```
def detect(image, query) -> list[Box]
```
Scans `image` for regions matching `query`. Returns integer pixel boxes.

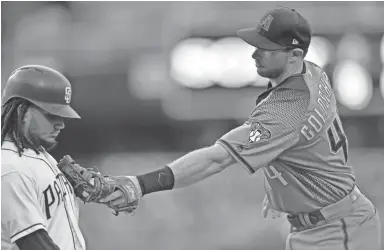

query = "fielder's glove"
[57,155,139,215]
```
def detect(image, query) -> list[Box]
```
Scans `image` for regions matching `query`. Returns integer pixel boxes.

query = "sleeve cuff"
[11,223,46,243]
[216,139,255,174]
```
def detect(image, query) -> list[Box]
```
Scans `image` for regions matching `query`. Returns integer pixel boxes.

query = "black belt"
[287,210,325,229]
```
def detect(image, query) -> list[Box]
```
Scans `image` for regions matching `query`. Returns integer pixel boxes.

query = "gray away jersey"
[216,61,355,214]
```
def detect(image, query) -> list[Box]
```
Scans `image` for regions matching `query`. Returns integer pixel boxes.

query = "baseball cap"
[237,7,311,51]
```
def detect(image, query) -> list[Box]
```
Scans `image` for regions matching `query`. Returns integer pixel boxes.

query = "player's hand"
[99,189,125,206]
[99,176,142,209]
[262,195,282,219]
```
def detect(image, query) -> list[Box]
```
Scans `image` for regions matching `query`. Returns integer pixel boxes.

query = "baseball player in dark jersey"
[100,7,381,250]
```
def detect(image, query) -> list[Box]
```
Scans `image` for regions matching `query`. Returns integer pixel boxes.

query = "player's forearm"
[136,144,233,195]
[168,147,228,188]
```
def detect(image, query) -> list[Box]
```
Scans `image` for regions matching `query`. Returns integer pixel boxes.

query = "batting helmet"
[2,65,80,119]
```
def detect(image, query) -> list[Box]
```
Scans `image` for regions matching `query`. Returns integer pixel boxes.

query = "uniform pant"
[286,187,382,250]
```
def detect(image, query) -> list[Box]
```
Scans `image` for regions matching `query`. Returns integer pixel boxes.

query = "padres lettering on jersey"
[1,141,86,250]
[216,61,355,214]
[43,172,74,220]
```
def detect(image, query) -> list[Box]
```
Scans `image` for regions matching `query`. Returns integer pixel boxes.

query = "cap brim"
[237,27,287,50]
[32,100,81,119]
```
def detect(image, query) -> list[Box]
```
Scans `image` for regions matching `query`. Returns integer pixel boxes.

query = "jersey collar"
[256,61,308,106]
[1,140,46,159]
[266,61,307,91]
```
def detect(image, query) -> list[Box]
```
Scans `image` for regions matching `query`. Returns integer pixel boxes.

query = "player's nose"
[252,48,261,60]
[55,117,65,130]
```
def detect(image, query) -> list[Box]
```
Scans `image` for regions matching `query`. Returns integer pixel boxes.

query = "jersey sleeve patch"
[246,121,271,145]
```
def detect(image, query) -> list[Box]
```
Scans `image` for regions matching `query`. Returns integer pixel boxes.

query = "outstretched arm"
[100,88,309,211]
[169,143,235,188]
[134,143,235,195]
[99,144,234,204]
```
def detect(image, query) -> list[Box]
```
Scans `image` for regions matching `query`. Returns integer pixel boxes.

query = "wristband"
[136,166,175,196]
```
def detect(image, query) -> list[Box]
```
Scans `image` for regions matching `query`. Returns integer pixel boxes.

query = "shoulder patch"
[246,122,271,146]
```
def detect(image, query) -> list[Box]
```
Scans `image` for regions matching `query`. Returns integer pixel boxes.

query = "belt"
[287,210,325,229]
[287,185,363,230]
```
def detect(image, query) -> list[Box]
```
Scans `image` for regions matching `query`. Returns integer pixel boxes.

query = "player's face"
[22,105,65,151]
[252,48,291,78]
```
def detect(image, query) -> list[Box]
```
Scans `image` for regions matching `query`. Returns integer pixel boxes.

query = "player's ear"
[288,48,304,63]
[292,49,304,58]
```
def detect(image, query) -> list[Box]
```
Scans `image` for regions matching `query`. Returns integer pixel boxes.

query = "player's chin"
[44,134,58,142]
[257,68,272,78]
[257,68,281,79]
[41,137,59,151]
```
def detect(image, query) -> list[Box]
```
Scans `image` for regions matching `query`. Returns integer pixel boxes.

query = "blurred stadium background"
[1,1,383,250]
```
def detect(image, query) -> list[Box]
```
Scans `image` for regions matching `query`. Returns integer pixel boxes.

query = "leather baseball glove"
[57,155,139,215]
